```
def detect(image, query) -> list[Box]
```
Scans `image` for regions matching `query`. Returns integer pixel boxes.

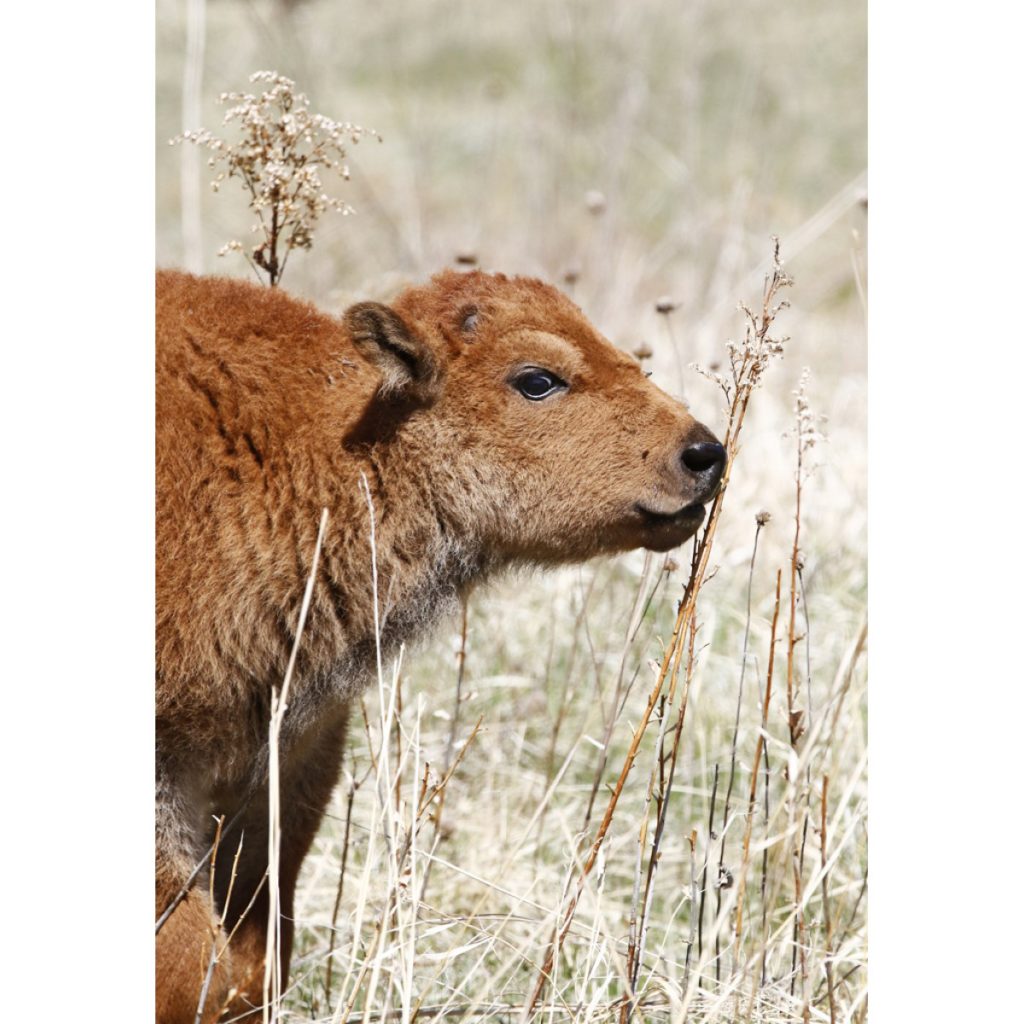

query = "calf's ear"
[345,302,441,403]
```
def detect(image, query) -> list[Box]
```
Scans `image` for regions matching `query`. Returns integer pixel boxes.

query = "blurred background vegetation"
[156,0,865,359]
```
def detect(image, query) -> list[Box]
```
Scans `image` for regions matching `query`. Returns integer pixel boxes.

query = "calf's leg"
[215,713,349,1020]
[156,844,233,1024]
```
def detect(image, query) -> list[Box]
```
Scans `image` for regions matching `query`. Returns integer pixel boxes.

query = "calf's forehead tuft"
[390,270,642,381]
[394,269,585,328]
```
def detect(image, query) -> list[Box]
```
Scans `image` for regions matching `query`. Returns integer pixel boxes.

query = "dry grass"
[269,253,866,1024]
[155,2,866,1021]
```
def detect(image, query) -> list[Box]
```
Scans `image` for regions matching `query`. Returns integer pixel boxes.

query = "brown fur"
[155,268,722,1022]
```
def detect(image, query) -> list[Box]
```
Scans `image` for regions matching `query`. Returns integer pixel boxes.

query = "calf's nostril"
[682,441,726,475]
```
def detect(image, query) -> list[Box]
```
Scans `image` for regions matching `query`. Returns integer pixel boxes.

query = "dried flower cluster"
[793,368,828,453]
[782,367,828,499]
[171,71,379,287]
[693,237,793,408]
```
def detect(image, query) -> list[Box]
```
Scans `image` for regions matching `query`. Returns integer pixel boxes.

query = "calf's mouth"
[633,501,707,551]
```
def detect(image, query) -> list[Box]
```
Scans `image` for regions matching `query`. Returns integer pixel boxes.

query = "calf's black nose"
[681,441,726,500]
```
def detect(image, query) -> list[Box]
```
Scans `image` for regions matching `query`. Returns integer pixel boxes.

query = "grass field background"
[156,1,867,1020]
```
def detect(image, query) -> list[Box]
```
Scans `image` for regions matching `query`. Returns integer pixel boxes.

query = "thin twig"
[697,762,719,974]
[820,774,837,1024]
[733,571,782,972]
[716,516,765,979]
[420,596,471,903]
[263,507,330,1023]
[325,774,358,1006]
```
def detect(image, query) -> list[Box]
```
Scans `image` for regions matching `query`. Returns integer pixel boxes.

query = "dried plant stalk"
[525,239,793,1017]
[733,571,782,975]
[324,774,358,1006]
[696,761,720,973]
[784,369,825,1020]
[715,511,768,980]
[180,0,206,271]
[820,774,837,1024]
[622,612,700,1023]
[264,507,330,1022]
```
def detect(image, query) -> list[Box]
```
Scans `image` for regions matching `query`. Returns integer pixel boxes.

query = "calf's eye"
[513,369,566,401]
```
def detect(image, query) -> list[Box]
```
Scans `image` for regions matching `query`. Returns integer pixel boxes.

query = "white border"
[2,1,154,1014]
[6,0,1023,1017]
[871,1,1023,1017]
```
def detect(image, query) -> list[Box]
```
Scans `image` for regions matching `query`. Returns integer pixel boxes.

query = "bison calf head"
[347,271,724,561]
